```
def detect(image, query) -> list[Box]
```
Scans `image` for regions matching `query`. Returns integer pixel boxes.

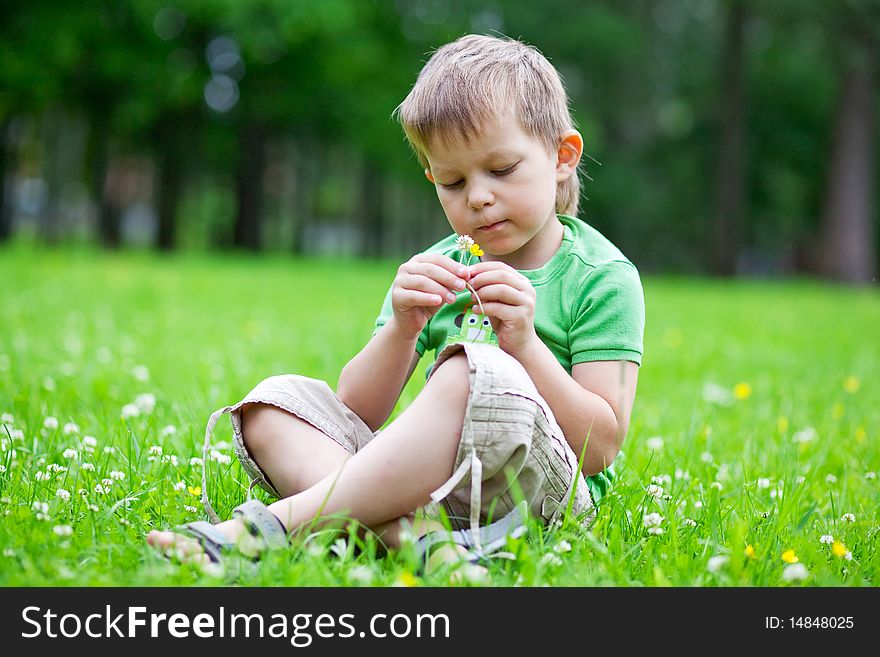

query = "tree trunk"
[0,118,13,242]
[819,36,876,284]
[88,123,121,249]
[151,117,184,251]
[359,160,385,257]
[234,122,266,251]
[712,0,747,276]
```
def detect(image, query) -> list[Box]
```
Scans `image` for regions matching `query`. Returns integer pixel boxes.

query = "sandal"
[414,501,529,573]
[164,499,288,564]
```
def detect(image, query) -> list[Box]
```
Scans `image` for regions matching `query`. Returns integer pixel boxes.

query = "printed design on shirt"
[446,303,498,346]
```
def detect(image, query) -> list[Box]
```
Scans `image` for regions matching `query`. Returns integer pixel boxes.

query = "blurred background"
[0,0,877,283]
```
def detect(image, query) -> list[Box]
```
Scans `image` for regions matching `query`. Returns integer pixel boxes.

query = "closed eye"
[491,163,518,176]
[439,179,464,189]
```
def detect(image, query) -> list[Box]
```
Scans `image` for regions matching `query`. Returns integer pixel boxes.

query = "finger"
[472,283,528,306]
[467,260,517,277]
[468,266,531,290]
[396,274,460,304]
[410,253,470,278]
[475,301,522,323]
[403,261,468,292]
[395,289,446,308]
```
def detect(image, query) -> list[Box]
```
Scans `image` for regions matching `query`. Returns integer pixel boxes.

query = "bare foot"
[146,517,249,564]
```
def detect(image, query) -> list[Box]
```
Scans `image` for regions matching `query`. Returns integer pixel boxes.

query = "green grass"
[1,245,877,586]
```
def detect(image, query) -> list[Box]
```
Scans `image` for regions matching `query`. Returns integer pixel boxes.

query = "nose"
[467,181,493,210]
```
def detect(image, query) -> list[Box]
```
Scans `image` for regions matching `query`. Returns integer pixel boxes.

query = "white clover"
[46,463,67,473]
[77,489,88,497]
[189,457,203,467]
[700,451,713,463]
[643,512,664,528]
[782,563,809,582]
[34,471,49,481]
[101,478,113,487]
[63,422,80,435]
[42,376,56,391]
[647,527,664,536]
[675,468,691,481]
[455,234,475,250]
[53,525,73,537]
[646,484,663,498]
[81,463,95,472]
[693,500,703,509]
[162,454,178,466]
[841,513,856,523]
[683,518,697,527]
[132,365,150,382]
[795,476,806,485]
[347,565,375,585]
[184,505,198,513]
[757,478,771,490]
[707,555,729,573]
[792,427,817,444]
[43,416,59,430]
[210,450,231,465]
[56,488,71,502]
[825,474,837,485]
[645,436,664,451]
[88,504,99,512]
[9,429,23,441]
[0,413,13,424]
[82,435,98,448]
[541,553,564,567]
[62,448,78,460]
[103,446,116,454]
[554,540,572,554]
[148,445,163,456]
[161,425,177,437]
[865,471,877,480]
[31,501,49,514]
[135,393,156,414]
[710,481,723,491]
[819,534,834,544]
[173,481,186,491]
[843,551,853,561]
[121,404,140,419]
[109,471,125,481]
[94,483,109,495]
[119,517,131,526]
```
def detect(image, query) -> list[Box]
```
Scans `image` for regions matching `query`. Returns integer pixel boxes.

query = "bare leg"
[148,354,470,558]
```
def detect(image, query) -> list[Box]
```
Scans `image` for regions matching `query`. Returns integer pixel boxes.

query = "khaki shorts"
[202,342,593,531]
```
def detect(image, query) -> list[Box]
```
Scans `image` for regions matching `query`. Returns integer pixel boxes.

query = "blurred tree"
[818,1,877,284]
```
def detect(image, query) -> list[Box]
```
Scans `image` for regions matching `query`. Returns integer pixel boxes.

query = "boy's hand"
[468,261,539,357]
[391,254,469,339]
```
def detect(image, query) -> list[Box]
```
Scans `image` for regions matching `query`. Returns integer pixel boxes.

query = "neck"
[487,215,564,270]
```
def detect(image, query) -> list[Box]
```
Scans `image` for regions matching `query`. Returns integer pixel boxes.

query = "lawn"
[1,245,877,586]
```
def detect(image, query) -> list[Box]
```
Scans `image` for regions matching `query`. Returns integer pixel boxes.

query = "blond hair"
[394,34,581,216]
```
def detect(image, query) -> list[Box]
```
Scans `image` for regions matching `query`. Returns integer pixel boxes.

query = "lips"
[477,219,507,232]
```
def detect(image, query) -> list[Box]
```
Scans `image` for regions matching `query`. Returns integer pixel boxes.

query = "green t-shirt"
[373,214,645,502]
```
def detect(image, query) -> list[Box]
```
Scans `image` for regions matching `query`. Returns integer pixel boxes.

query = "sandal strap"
[233,499,288,550]
[177,521,235,563]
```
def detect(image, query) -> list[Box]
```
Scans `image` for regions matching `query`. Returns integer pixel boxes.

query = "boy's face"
[423,111,575,269]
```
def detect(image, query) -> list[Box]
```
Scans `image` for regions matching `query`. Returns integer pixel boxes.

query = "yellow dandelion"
[469,244,483,257]
[744,544,756,559]
[393,571,419,587]
[187,485,201,497]
[733,382,752,400]
[776,416,789,433]
[781,549,798,564]
[843,376,860,393]
[831,541,848,558]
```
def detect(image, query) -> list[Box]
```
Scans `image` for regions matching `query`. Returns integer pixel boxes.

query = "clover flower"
[454,234,487,314]
[81,463,95,472]
[63,422,80,435]
[841,513,856,523]
[174,481,186,491]
[43,416,59,430]
[62,448,78,460]
[646,484,663,498]
[643,512,664,528]
[683,518,697,527]
[707,555,729,573]
[819,534,834,544]
[53,525,73,537]
[56,488,70,502]
[645,436,664,451]
[782,563,808,582]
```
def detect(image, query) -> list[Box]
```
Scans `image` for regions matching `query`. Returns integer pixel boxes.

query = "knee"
[240,404,284,453]
[426,352,470,402]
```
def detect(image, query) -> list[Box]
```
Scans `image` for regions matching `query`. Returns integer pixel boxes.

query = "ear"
[555,130,583,183]
[424,168,435,184]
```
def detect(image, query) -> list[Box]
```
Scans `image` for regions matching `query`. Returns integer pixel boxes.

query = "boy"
[148,34,644,569]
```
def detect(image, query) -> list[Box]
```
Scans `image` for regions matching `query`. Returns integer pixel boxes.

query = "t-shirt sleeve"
[372,283,430,357]
[569,261,645,365]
